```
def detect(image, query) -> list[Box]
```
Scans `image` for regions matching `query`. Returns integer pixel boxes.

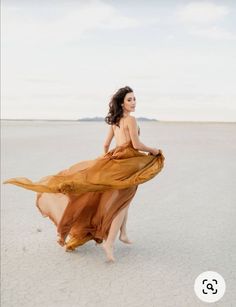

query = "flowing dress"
[2,124,165,251]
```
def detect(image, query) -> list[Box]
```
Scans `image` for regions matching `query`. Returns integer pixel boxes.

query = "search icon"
[207,283,214,291]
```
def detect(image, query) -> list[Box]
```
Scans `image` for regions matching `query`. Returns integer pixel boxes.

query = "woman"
[3,86,165,263]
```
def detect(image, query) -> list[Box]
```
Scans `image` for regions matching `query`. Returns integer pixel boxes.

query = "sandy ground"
[1,120,236,307]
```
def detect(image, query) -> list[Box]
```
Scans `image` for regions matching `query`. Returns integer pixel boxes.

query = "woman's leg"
[102,205,129,262]
[119,205,132,244]
[120,209,128,232]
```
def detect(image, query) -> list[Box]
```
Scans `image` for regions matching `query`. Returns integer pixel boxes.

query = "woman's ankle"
[120,228,127,235]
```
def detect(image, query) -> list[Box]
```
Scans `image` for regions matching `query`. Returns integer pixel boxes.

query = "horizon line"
[1,119,236,124]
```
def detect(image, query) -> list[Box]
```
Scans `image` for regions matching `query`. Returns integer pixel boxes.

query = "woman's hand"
[150,148,161,156]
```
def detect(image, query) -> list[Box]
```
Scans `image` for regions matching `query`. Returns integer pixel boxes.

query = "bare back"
[112,116,140,147]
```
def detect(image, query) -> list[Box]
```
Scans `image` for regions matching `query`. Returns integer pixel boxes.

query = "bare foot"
[119,232,133,244]
[102,242,115,262]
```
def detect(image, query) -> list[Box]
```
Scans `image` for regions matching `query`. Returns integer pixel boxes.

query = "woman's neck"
[123,112,130,118]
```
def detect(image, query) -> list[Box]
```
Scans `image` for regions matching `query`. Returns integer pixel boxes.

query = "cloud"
[2,0,159,46]
[174,1,235,40]
[190,25,236,40]
[175,1,229,24]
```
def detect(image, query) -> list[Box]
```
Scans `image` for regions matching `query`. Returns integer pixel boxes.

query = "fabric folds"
[3,140,165,251]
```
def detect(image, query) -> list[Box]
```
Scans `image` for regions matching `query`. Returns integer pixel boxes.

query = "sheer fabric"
[3,128,165,251]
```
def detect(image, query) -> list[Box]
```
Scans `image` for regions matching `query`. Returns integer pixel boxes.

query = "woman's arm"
[127,116,155,153]
[103,125,114,153]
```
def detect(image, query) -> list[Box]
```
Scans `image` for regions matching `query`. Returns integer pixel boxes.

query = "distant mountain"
[77,117,158,121]
[136,117,158,121]
[1,117,158,122]
[77,117,105,121]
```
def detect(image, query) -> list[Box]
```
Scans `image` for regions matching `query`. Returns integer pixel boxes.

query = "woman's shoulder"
[125,115,137,122]
[126,115,139,128]
[125,116,140,133]
[126,114,135,119]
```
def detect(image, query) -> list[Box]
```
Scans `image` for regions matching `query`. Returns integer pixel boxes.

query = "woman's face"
[122,92,136,113]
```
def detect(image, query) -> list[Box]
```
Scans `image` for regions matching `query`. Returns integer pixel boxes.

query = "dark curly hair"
[104,86,133,128]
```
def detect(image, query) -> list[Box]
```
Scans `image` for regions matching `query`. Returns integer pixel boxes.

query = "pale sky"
[1,0,236,121]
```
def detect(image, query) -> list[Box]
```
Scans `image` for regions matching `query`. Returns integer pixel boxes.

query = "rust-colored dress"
[2,124,165,251]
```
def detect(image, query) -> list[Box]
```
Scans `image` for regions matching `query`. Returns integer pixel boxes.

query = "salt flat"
[1,120,236,307]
